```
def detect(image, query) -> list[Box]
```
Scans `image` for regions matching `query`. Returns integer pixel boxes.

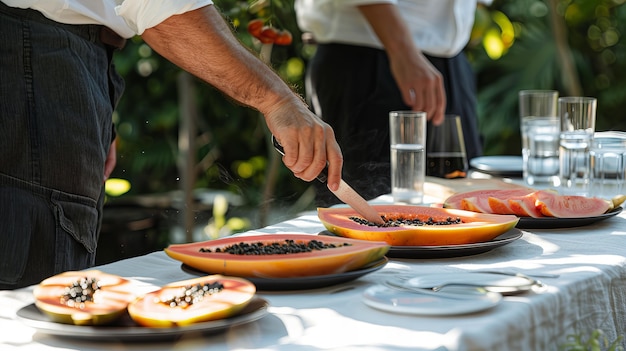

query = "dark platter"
[516,206,623,229]
[16,297,269,342]
[182,257,388,291]
[319,229,523,259]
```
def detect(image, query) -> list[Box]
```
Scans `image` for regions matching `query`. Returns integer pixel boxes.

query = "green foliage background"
[109,0,626,219]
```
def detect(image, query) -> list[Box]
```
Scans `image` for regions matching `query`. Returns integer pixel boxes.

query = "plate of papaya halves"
[166,234,390,291]
[442,188,624,229]
[18,270,269,341]
[317,206,523,259]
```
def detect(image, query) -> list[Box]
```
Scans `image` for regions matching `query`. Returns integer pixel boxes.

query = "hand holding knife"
[272,136,385,226]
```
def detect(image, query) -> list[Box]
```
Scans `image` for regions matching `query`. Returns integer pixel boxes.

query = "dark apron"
[0,2,125,289]
[306,43,482,206]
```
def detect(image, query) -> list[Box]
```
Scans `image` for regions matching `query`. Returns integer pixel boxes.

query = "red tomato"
[258,26,278,44]
[247,19,264,38]
[274,30,293,46]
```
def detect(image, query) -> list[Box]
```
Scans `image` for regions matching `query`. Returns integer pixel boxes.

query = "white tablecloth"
[2,207,626,350]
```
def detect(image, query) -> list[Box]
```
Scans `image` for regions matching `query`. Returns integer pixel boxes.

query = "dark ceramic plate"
[16,297,268,342]
[470,156,523,177]
[319,229,523,259]
[516,206,623,229]
[182,257,388,291]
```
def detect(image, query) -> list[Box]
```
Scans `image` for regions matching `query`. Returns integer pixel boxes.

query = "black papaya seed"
[199,239,351,255]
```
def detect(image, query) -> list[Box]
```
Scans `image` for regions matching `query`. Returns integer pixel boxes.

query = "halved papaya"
[164,234,389,278]
[33,270,136,325]
[318,206,519,246]
[127,275,255,328]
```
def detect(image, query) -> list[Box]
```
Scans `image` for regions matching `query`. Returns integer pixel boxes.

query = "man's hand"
[265,100,343,191]
[359,4,445,125]
[104,140,116,182]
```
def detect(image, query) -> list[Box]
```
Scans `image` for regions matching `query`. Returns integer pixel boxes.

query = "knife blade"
[272,136,385,225]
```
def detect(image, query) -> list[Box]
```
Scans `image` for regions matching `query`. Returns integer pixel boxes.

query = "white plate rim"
[362,284,502,316]
[470,155,523,173]
[406,272,535,294]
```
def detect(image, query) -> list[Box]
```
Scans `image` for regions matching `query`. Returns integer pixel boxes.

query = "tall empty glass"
[426,115,468,179]
[519,90,560,187]
[559,97,597,195]
[389,111,426,204]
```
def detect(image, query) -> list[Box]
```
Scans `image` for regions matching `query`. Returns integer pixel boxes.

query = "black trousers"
[305,43,482,207]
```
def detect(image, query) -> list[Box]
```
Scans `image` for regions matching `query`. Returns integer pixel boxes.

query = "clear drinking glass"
[426,115,468,179]
[519,90,560,187]
[590,132,626,200]
[389,111,426,204]
[558,97,597,195]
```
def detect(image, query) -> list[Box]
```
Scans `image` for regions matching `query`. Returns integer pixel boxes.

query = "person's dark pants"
[306,43,482,207]
[0,3,124,289]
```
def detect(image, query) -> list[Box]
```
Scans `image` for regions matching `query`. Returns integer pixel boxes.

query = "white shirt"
[1,0,213,38]
[295,0,484,57]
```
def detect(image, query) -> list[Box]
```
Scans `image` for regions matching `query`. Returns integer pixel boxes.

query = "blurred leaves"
[111,0,307,212]
[468,0,626,156]
[110,0,626,215]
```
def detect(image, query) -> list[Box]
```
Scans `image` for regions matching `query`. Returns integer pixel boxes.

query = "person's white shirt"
[295,0,488,57]
[0,0,213,38]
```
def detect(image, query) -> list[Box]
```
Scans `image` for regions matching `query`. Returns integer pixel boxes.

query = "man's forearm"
[141,4,343,187]
[358,3,445,124]
[141,5,302,116]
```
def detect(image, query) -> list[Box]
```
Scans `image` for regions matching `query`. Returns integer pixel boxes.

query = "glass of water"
[519,90,560,187]
[389,111,426,204]
[558,97,597,195]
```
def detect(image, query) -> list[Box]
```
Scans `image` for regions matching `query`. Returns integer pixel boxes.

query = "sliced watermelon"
[508,195,545,218]
[461,197,493,213]
[444,188,535,210]
[445,188,609,218]
[487,197,516,215]
[535,191,610,218]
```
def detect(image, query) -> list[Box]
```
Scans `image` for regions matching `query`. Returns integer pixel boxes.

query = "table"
[2,182,626,350]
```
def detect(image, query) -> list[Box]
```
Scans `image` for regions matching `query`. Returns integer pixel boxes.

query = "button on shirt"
[0,0,213,38]
[295,0,482,58]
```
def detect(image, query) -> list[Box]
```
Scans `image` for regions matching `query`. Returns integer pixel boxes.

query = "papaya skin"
[318,206,519,246]
[127,275,255,327]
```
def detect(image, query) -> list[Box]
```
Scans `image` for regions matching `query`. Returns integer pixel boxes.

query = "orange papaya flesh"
[33,270,136,325]
[318,206,519,246]
[164,234,389,278]
[127,275,255,328]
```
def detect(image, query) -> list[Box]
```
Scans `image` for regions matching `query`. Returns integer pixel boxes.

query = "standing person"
[295,0,485,206]
[0,1,343,290]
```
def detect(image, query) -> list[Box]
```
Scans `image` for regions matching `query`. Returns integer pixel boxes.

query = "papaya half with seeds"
[127,275,255,328]
[164,234,389,278]
[33,270,136,326]
[318,206,519,246]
